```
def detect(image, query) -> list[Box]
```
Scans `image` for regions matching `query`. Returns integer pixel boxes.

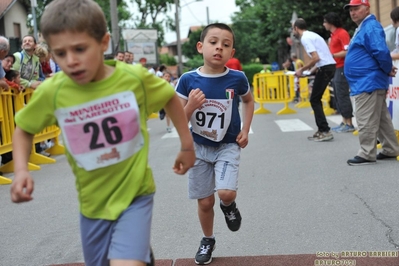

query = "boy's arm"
[10,126,35,203]
[179,88,206,121]
[164,94,195,174]
[236,92,254,148]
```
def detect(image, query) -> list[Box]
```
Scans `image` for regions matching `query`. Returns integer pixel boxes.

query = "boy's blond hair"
[40,0,107,43]
[34,43,49,59]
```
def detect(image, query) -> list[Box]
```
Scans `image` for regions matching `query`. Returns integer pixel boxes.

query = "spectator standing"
[390,7,399,60]
[176,23,254,265]
[34,43,50,81]
[293,18,336,142]
[114,51,125,61]
[344,0,399,165]
[124,51,134,64]
[323,12,355,133]
[0,36,10,90]
[10,1,195,266]
[12,35,41,89]
[225,56,242,71]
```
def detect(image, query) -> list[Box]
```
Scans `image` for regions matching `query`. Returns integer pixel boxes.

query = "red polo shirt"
[330,27,350,68]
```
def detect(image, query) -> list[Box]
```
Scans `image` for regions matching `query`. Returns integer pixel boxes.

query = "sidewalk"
[52,254,399,266]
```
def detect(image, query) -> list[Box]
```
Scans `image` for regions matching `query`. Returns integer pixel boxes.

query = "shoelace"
[199,244,211,254]
[225,211,236,221]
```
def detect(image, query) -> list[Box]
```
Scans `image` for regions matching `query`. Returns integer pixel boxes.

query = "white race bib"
[191,99,232,142]
[55,91,144,171]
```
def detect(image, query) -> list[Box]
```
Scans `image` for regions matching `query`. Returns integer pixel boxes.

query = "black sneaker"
[376,152,397,160]
[195,237,215,265]
[220,201,242,231]
[347,156,376,166]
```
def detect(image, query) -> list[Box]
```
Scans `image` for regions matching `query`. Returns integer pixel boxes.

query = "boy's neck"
[199,65,227,75]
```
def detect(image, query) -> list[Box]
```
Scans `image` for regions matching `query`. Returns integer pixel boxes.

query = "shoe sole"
[313,136,334,142]
[347,161,376,166]
[377,155,398,160]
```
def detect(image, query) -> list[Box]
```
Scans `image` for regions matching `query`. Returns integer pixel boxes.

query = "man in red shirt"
[323,12,354,133]
[226,57,242,71]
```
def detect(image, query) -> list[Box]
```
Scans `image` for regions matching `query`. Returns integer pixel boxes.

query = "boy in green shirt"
[10,0,195,265]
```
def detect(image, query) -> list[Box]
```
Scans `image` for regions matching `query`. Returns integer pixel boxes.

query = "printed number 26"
[196,111,225,128]
[83,117,123,150]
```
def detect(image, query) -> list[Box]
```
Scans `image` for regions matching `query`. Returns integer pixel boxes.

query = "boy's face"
[197,28,235,69]
[47,31,110,85]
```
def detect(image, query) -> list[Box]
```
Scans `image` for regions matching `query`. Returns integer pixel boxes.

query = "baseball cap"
[344,0,370,10]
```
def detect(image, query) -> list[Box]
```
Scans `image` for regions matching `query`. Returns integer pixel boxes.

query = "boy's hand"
[10,171,34,203]
[173,150,196,175]
[187,89,206,110]
[236,131,249,148]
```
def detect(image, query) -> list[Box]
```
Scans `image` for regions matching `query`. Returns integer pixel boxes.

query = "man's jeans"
[310,64,336,132]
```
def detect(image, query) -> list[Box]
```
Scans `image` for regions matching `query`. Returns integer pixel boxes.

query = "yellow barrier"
[295,77,311,108]
[310,86,335,116]
[0,88,65,184]
[253,72,296,115]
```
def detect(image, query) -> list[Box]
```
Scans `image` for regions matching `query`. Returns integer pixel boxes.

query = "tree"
[182,28,203,59]
[130,0,175,46]
[232,0,357,64]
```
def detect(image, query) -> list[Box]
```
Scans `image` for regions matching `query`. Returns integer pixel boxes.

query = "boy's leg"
[214,143,241,232]
[188,143,217,265]
[80,194,154,266]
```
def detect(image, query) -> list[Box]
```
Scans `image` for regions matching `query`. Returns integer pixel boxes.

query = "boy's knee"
[198,196,215,210]
[217,189,236,203]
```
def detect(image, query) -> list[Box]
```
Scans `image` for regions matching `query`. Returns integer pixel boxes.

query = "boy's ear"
[196,41,203,54]
[230,48,236,58]
[101,33,111,53]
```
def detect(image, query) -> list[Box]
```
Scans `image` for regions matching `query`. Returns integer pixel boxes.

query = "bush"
[242,64,264,85]
[184,55,204,72]
[160,53,177,66]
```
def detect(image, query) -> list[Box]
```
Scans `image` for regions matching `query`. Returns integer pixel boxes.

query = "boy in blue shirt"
[175,23,254,265]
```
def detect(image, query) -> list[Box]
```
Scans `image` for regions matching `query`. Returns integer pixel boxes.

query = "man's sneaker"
[309,131,334,142]
[331,122,345,132]
[347,156,376,166]
[195,237,216,265]
[220,201,242,231]
[376,152,398,160]
[335,124,355,133]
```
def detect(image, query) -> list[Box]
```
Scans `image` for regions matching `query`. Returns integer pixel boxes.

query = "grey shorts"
[188,142,241,199]
[80,193,154,266]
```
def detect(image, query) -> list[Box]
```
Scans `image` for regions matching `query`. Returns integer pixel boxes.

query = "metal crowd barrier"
[0,88,65,185]
[252,71,296,115]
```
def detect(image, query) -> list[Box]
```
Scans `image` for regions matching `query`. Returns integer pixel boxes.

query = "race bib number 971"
[55,91,143,171]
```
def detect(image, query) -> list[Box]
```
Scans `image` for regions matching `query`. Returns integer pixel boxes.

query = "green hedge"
[242,64,264,85]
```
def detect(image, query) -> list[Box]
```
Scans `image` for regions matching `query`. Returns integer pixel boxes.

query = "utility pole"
[30,0,38,41]
[175,0,183,76]
[110,0,119,53]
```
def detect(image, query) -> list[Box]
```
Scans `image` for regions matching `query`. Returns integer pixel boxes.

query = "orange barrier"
[0,88,65,184]
[252,72,296,115]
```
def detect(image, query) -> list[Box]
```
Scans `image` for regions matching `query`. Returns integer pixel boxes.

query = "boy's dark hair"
[391,7,399,23]
[159,64,167,72]
[5,69,20,82]
[294,19,307,30]
[323,12,343,28]
[200,23,235,47]
[40,0,107,43]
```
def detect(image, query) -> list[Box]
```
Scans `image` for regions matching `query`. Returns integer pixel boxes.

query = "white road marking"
[274,119,313,132]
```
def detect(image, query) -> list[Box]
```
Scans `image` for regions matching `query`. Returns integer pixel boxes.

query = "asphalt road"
[1,102,399,266]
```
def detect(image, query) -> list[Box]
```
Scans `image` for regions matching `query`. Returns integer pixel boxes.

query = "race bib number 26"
[56,91,143,171]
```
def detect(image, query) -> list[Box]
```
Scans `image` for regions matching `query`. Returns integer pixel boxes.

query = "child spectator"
[160,71,174,133]
[5,69,22,90]
[10,1,195,265]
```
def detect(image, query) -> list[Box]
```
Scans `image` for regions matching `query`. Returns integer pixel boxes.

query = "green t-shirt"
[15,61,175,220]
